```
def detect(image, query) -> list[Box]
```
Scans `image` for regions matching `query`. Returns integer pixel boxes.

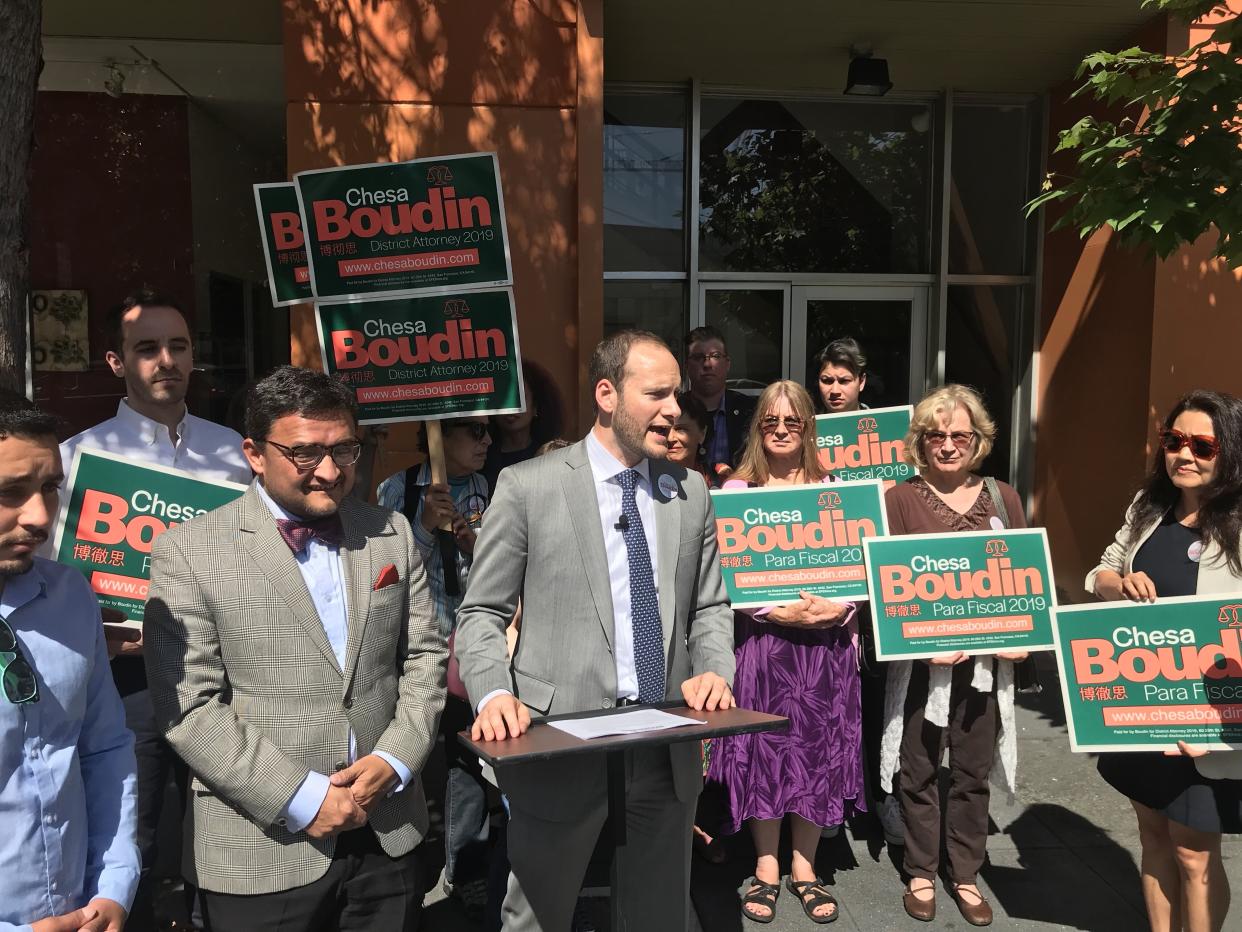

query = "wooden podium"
[458,700,788,849]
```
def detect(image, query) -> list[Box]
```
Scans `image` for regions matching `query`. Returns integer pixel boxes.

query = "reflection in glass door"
[791,287,928,409]
[697,284,789,395]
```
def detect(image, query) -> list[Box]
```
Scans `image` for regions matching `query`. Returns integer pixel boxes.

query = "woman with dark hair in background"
[482,360,564,492]
[707,380,862,925]
[811,338,868,414]
[1088,390,1242,932]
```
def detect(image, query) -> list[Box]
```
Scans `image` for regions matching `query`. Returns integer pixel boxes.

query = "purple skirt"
[706,611,864,833]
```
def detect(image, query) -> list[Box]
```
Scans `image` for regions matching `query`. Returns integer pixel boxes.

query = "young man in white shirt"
[57,289,251,931]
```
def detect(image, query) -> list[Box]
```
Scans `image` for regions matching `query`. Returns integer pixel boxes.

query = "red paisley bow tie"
[276,514,345,553]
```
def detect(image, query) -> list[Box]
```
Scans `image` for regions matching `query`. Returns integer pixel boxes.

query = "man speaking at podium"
[455,331,736,931]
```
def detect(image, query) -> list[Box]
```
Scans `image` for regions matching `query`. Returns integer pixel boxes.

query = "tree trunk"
[0,0,42,394]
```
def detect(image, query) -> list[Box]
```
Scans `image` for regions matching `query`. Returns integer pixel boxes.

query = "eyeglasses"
[265,439,363,470]
[445,422,491,442]
[1159,429,1219,461]
[0,617,38,705]
[924,430,977,448]
[688,352,728,364]
[759,415,805,434]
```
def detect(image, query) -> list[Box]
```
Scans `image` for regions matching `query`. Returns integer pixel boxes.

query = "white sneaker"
[878,795,905,846]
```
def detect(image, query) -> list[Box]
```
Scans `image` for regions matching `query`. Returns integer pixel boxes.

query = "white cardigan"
[1086,493,1242,779]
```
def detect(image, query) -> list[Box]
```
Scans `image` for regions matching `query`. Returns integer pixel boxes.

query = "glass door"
[696,283,790,395]
[791,286,929,409]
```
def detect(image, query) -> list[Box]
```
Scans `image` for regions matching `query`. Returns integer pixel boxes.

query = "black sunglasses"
[0,617,38,705]
[445,422,491,442]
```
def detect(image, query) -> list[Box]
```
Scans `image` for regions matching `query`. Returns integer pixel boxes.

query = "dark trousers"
[441,696,492,885]
[857,606,889,807]
[899,661,998,884]
[200,829,423,932]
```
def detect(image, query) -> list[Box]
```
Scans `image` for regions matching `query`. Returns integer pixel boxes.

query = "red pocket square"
[374,564,400,590]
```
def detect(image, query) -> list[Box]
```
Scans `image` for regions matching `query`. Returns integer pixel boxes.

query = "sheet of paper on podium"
[547,708,707,741]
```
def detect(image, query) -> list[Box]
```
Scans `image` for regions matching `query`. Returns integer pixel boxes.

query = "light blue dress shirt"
[0,558,139,932]
[254,484,413,833]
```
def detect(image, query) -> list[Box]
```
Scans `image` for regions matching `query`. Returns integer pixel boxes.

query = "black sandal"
[786,877,840,924]
[740,878,780,924]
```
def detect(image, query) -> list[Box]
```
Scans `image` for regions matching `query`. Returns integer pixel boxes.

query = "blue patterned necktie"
[617,469,665,703]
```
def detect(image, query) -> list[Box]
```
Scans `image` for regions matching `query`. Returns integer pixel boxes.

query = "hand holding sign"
[766,591,852,629]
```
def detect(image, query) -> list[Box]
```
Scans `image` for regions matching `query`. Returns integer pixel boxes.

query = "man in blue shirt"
[0,390,139,932]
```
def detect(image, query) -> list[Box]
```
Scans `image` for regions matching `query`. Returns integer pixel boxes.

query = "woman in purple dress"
[707,380,862,925]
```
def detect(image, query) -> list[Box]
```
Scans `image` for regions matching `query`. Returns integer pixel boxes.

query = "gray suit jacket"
[455,439,735,820]
[144,485,447,894]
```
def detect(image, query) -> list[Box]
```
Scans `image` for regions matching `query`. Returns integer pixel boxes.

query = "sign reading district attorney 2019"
[710,480,887,608]
[295,152,512,301]
[865,529,1057,661]
[816,405,914,489]
[52,449,248,621]
[316,289,524,425]
[1054,595,1242,752]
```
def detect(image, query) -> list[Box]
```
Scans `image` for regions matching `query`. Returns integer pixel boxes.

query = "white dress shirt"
[59,398,252,486]
[255,484,412,833]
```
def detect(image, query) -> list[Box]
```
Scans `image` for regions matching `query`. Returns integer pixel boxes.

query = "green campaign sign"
[253,183,313,307]
[1054,595,1242,752]
[709,479,888,607]
[815,405,915,489]
[315,288,525,425]
[295,152,512,300]
[864,529,1057,660]
[52,449,248,621]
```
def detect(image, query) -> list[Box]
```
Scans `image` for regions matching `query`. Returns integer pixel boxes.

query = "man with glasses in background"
[0,390,139,932]
[55,289,251,931]
[684,326,756,472]
[144,366,446,931]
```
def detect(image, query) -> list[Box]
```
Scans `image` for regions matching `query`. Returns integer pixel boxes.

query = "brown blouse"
[884,475,1027,535]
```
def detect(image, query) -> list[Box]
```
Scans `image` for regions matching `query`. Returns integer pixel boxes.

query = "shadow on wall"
[282,0,585,379]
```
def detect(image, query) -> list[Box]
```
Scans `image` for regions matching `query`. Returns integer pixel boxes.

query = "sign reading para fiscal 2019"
[316,288,525,425]
[709,480,887,608]
[815,405,915,489]
[1054,594,1242,752]
[295,152,513,300]
[865,528,1057,660]
[253,182,313,307]
[52,449,248,621]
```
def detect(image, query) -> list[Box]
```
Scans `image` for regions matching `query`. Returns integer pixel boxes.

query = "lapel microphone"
[615,514,630,532]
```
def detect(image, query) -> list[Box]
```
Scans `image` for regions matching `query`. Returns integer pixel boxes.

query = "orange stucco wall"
[281,0,602,491]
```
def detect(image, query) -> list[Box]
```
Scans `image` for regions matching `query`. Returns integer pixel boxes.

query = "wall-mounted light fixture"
[844,48,892,97]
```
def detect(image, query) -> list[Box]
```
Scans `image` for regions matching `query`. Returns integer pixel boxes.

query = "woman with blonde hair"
[880,384,1028,926]
[707,380,862,925]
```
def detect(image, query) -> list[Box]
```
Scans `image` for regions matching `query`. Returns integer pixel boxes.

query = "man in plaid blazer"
[145,367,446,931]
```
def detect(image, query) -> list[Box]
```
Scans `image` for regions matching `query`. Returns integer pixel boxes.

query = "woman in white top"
[1086,389,1242,932]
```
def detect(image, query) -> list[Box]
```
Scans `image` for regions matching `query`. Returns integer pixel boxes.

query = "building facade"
[30,0,1242,599]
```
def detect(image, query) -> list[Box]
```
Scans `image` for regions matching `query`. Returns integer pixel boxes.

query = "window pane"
[604,92,687,272]
[945,285,1024,482]
[699,97,933,273]
[603,280,687,356]
[703,288,785,392]
[949,104,1033,275]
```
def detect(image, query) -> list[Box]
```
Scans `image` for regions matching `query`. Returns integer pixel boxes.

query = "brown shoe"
[950,885,993,926]
[902,881,936,922]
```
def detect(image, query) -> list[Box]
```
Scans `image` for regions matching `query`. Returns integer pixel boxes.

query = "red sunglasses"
[1159,429,1219,461]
